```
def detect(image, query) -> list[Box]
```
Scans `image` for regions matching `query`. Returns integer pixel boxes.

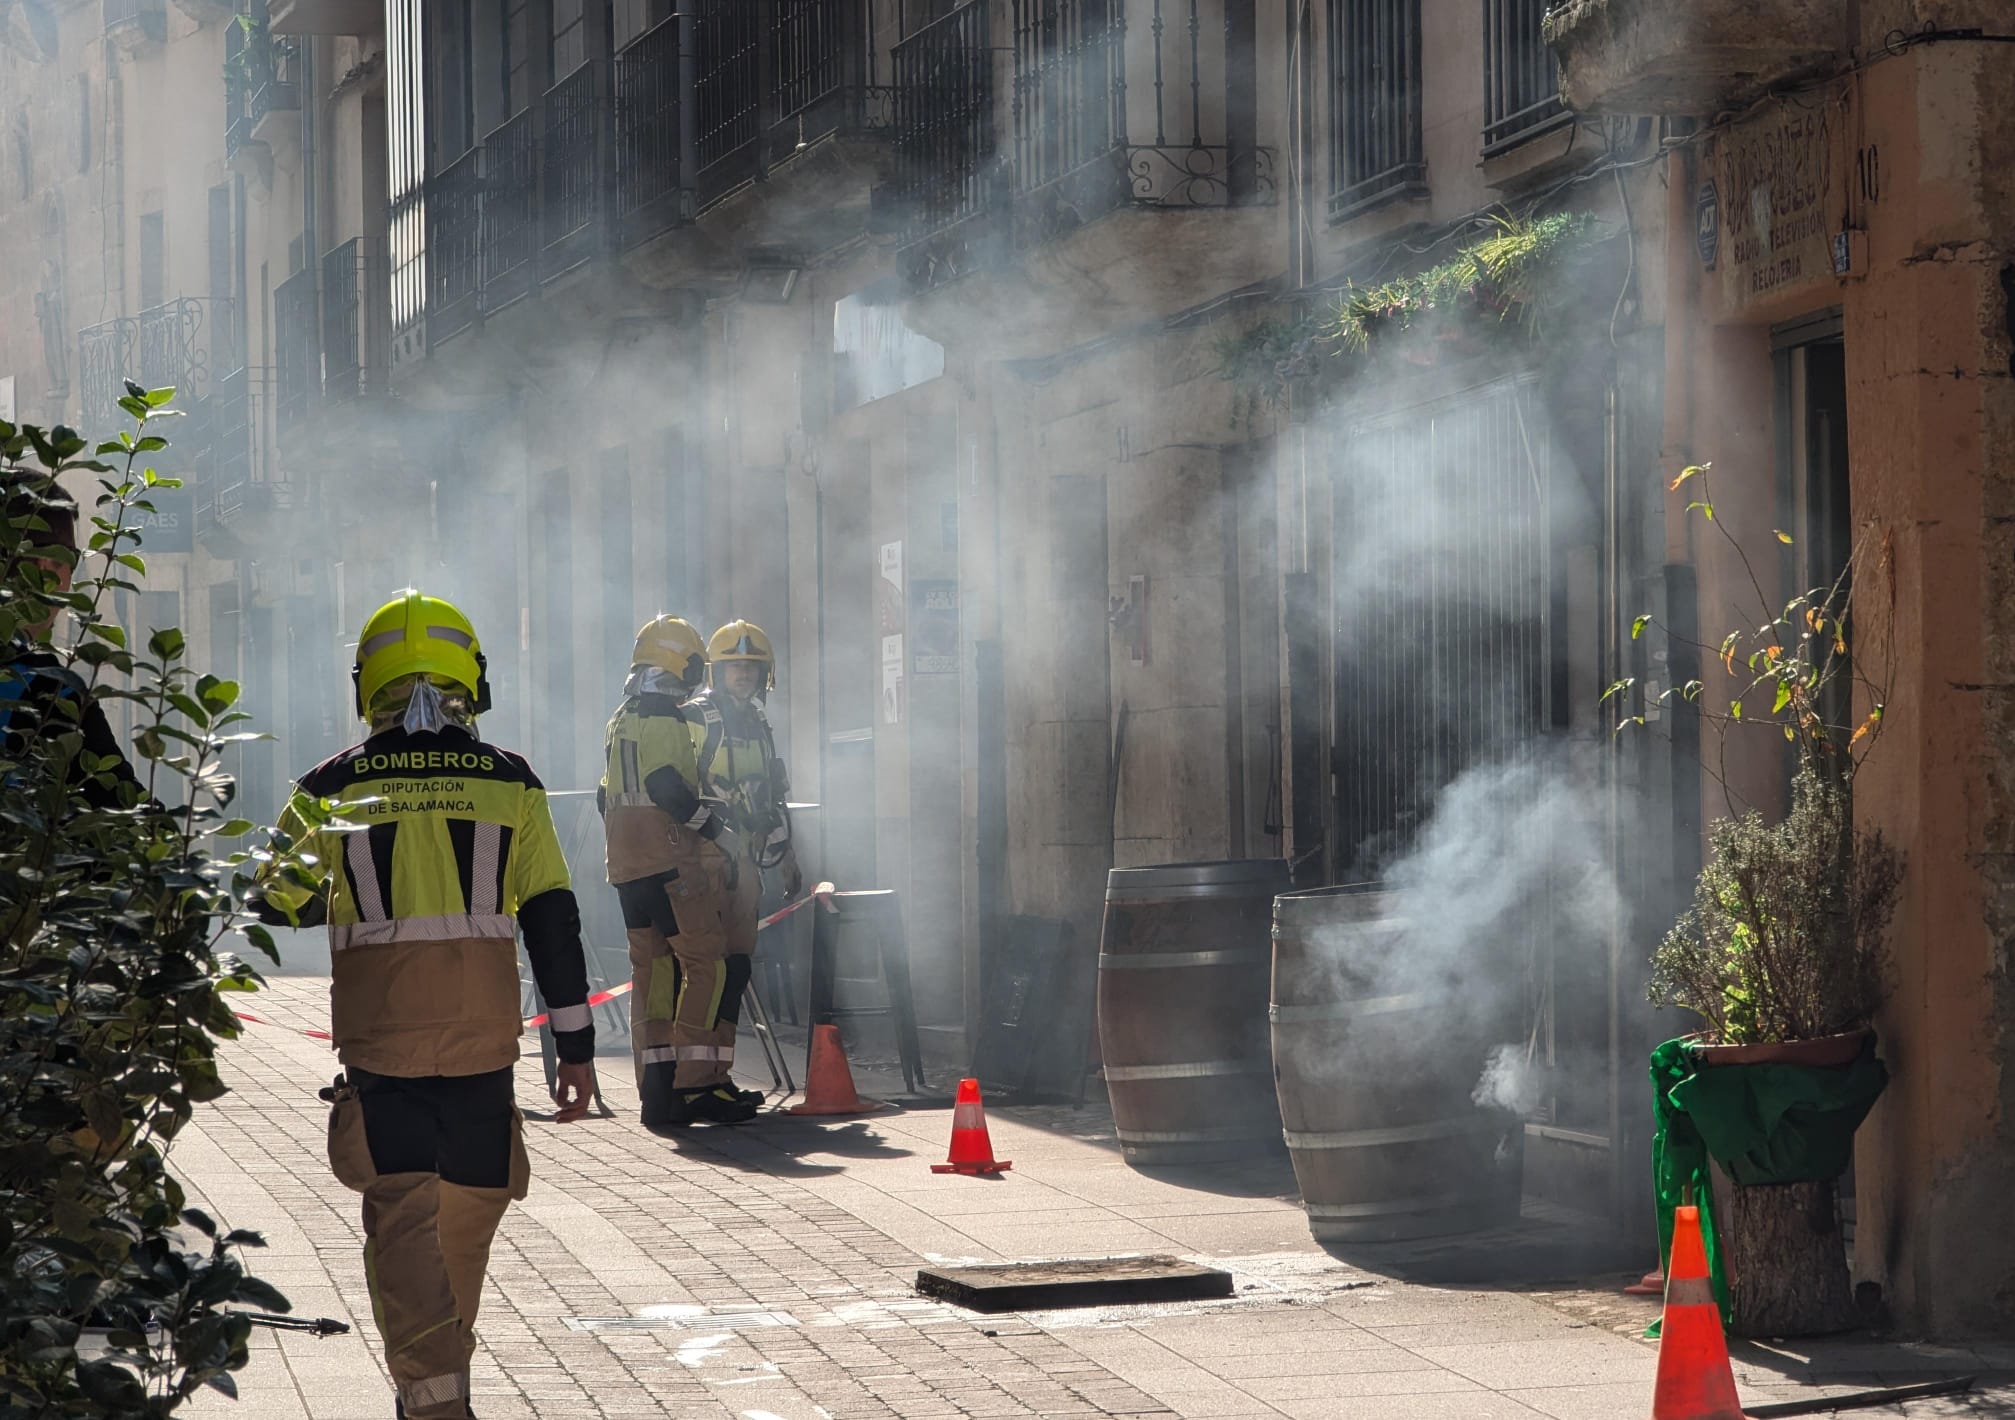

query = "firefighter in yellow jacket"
[686,621,803,1086]
[256,591,594,1420]
[598,616,756,1127]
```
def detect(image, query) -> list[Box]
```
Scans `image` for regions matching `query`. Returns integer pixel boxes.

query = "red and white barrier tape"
[233,886,836,1039]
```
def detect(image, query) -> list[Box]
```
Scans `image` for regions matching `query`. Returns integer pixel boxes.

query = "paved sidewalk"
[173,978,2013,1420]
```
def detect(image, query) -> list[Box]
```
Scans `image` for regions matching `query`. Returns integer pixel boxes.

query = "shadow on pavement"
[1322,1199,1647,1287]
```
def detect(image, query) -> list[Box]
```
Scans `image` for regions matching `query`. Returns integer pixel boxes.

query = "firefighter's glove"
[783,860,804,898]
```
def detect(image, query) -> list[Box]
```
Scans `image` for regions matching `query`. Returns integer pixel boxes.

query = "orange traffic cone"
[1648,1205,1744,1420]
[785,1024,887,1116]
[930,1077,1011,1175]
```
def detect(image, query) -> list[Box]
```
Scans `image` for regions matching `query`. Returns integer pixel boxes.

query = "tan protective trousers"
[664,833,748,1091]
[327,1069,526,1419]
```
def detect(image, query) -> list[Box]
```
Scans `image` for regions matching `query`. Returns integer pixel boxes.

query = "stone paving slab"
[165,978,2014,1420]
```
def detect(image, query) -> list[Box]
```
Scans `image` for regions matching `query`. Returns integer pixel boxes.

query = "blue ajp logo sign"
[1695,180,1720,271]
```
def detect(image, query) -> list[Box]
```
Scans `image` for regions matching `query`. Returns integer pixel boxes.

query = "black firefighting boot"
[638,1060,683,1129]
[674,1085,759,1126]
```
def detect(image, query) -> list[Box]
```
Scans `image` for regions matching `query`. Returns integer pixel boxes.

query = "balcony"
[268,0,381,35]
[890,0,1000,291]
[320,237,389,404]
[540,63,610,279]
[1542,0,1850,116]
[104,0,166,52]
[225,9,301,163]
[273,267,318,433]
[76,297,238,438]
[426,145,482,345]
[194,366,290,552]
[614,16,686,247]
[889,0,1275,293]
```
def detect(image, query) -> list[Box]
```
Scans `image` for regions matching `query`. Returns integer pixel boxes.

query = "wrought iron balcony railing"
[77,298,238,438]
[427,145,482,344]
[615,15,684,246]
[481,108,540,308]
[273,267,319,432]
[104,0,166,47]
[320,237,384,403]
[541,63,609,276]
[890,0,999,287]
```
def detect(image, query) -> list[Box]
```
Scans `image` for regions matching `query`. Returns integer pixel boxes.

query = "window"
[1327,0,1425,221]
[76,75,91,173]
[503,0,533,113]
[1482,0,1566,156]
[139,211,165,310]
[12,108,29,199]
[553,0,586,79]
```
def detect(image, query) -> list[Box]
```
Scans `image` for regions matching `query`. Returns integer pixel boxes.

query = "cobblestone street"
[176,980,2015,1420]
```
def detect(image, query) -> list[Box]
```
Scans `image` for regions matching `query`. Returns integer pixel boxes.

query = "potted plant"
[1609,462,1900,1337]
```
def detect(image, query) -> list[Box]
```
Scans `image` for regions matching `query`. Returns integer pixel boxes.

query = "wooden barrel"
[1098,860,1290,1165]
[1271,884,1524,1241]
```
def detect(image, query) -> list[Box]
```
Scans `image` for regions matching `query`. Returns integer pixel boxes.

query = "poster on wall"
[877,541,905,724]
[881,659,905,726]
[910,579,958,675]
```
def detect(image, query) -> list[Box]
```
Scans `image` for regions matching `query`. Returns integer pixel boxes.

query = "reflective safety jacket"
[687,689,790,856]
[262,726,593,1077]
[599,692,724,886]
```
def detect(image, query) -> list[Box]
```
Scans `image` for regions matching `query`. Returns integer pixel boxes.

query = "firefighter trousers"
[614,870,684,1117]
[325,1067,528,1419]
[665,835,752,1092]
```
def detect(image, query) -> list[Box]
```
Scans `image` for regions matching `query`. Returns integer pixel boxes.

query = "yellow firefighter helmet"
[352,590,491,718]
[707,619,775,691]
[631,615,709,692]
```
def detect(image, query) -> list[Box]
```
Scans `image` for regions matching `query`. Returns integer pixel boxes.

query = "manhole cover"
[915,1255,1234,1313]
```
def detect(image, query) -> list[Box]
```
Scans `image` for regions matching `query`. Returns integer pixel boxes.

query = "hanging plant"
[1214,211,1600,416]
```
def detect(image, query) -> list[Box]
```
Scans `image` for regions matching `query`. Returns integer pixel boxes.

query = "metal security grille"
[1482,0,1565,156]
[427,145,481,344]
[773,0,847,120]
[1330,377,1551,876]
[692,0,762,192]
[1327,0,1425,221]
[614,15,681,233]
[481,108,539,291]
[386,0,427,347]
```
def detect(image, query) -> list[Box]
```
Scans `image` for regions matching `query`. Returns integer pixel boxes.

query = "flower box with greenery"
[1,392,318,1414]
[1608,462,1900,1337]
[1211,211,1599,426]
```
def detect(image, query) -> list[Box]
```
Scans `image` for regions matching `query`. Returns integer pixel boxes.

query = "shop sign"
[1715,89,1846,310]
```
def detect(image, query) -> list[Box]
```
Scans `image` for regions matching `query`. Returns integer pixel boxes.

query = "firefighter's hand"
[552,1062,594,1123]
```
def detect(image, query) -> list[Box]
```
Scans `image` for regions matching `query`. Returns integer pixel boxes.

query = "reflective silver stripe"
[470,822,502,916]
[674,1044,733,1061]
[1098,948,1270,970]
[611,792,655,808]
[1104,1059,1270,1082]
[619,738,642,795]
[1117,1124,1280,1145]
[329,914,516,951]
[425,624,473,647]
[357,628,405,660]
[346,832,386,921]
[547,1004,593,1032]
[1665,1276,1716,1307]
[1270,993,1430,1023]
[402,1372,468,1408]
[684,805,710,830]
[1283,1118,1484,1150]
[641,1046,678,1064]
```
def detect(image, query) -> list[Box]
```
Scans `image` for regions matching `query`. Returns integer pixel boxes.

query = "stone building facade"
[3,0,2009,1335]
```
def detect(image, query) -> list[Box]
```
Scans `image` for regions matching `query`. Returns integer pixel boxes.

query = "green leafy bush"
[1,396,291,1415]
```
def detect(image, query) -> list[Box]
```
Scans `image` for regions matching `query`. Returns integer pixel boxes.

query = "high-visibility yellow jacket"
[687,689,792,859]
[262,725,593,1077]
[598,692,725,886]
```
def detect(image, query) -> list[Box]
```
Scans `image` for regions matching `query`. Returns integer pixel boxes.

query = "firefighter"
[254,590,595,1420]
[687,621,803,1085]
[598,615,755,1128]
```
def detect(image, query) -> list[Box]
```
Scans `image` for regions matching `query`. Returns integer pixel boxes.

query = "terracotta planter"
[1688,1029,1871,1070]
